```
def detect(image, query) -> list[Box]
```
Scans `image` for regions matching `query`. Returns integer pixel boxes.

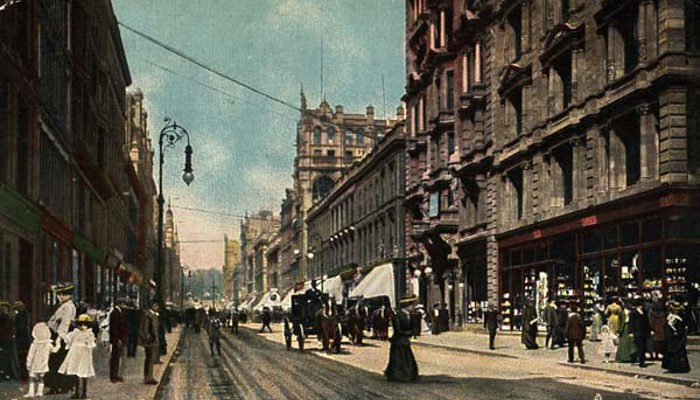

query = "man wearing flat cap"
[45,282,77,394]
[384,295,419,382]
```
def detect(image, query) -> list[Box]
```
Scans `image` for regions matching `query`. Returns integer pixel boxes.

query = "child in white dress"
[58,315,95,399]
[599,325,617,363]
[25,323,60,397]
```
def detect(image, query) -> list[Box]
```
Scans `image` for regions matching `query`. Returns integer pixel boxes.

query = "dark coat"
[384,309,418,382]
[628,307,651,339]
[139,310,159,348]
[109,306,128,345]
[565,312,585,341]
[484,310,499,332]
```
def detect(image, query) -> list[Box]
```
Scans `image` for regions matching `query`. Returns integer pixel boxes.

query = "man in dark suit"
[628,296,651,368]
[484,304,500,350]
[564,304,585,364]
[139,301,160,385]
[125,301,141,357]
[109,298,128,382]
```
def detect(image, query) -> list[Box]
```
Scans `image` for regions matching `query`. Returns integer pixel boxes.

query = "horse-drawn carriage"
[283,291,342,353]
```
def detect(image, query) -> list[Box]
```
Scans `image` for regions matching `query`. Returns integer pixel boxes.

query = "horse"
[316,305,342,354]
[371,306,394,340]
[344,303,367,345]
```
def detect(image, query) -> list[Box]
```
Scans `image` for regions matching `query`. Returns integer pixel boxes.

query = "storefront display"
[665,258,688,301]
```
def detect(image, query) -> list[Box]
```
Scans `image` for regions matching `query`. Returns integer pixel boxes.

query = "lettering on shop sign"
[582,215,598,227]
[532,230,542,239]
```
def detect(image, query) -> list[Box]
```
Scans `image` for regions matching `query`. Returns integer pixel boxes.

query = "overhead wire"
[118,21,303,113]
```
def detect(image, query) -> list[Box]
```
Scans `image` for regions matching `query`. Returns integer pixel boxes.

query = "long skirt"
[44,334,77,394]
[0,340,20,380]
[615,334,637,363]
[522,325,539,349]
[662,335,691,373]
[384,339,418,382]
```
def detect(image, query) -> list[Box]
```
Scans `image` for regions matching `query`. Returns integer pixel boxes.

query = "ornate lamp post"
[156,118,194,308]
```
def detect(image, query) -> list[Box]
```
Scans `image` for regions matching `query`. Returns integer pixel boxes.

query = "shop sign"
[0,184,41,238]
[429,192,440,218]
[72,232,106,264]
[582,215,597,227]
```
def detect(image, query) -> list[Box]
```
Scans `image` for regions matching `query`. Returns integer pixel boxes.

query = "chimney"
[396,105,406,120]
[366,105,374,123]
[335,105,344,123]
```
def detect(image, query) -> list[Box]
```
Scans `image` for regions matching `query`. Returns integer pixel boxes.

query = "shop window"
[501,249,511,268]
[620,251,640,297]
[536,245,548,262]
[511,249,522,267]
[641,247,663,294]
[665,244,700,304]
[583,230,602,254]
[665,212,700,239]
[686,0,700,52]
[620,222,639,247]
[641,217,662,243]
[688,91,700,177]
[582,258,603,318]
[522,247,534,265]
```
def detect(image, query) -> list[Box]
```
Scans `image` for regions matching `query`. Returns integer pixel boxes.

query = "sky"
[112,0,406,270]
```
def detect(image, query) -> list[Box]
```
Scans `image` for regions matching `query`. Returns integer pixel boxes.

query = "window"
[552,52,573,111]
[620,11,639,74]
[686,0,700,52]
[552,143,574,205]
[345,129,353,145]
[507,6,522,61]
[446,70,454,110]
[447,132,455,158]
[357,129,364,146]
[435,75,442,111]
[328,127,336,144]
[506,87,524,138]
[508,168,524,220]
[313,127,322,144]
[345,150,353,160]
[606,5,639,80]
[613,117,641,187]
[313,149,322,156]
[327,149,336,157]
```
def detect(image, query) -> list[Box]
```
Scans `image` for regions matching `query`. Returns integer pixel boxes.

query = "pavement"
[242,321,700,389]
[0,326,182,400]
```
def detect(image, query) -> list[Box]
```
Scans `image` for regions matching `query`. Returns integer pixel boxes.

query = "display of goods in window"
[665,258,688,298]
[501,293,511,327]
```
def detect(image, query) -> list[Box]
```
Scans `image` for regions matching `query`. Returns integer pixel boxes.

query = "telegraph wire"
[118,21,302,113]
[170,205,277,221]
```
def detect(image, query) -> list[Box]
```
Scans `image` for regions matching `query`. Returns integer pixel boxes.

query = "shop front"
[499,207,700,331]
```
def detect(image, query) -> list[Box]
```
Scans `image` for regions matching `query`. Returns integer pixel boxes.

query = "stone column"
[638,103,659,181]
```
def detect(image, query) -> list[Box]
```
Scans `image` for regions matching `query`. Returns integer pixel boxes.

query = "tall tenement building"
[293,89,398,282]
[405,0,700,328]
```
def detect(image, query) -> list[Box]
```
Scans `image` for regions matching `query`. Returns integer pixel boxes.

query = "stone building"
[238,210,279,303]
[264,233,281,291]
[162,204,181,303]
[0,0,142,319]
[306,108,406,306]
[404,0,700,328]
[278,188,299,294]
[294,89,398,281]
[223,235,241,303]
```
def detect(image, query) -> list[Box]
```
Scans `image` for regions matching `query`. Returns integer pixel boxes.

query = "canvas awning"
[253,289,282,311]
[280,281,312,311]
[348,262,395,308]
[322,275,343,304]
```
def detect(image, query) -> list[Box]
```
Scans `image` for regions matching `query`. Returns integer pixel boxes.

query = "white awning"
[322,275,343,304]
[349,262,395,308]
[253,289,282,311]
[280,281,313,311]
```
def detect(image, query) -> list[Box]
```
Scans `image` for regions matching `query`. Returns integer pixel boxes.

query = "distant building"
[223,235,241,303]
[239,211,279,303]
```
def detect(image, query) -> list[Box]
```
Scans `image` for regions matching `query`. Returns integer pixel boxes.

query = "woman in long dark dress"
[521,299,539,350]
[385,296,419,382]
[45,283,77,394]
[662,302,691,373]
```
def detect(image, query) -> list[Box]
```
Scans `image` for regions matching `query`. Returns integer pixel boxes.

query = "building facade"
[223,235,241,303]
[294,90,398,281]
[278,188,299,294]
[238,210,279,303]
[404,0,700,328]
[0,0,147,320]
[306,108,406,305]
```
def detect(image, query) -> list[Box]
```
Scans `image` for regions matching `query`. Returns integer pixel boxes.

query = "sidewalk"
[0,326,182,400]
[412,325,700,388]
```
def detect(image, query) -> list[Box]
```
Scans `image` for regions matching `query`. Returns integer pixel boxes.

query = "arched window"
[356,129,364,145]
[313,127,322,144]
[345,129,354,145]
[313,175,335,202]
[328,127,336,143]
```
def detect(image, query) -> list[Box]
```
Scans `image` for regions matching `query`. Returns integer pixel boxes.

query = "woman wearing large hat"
[384,295,419,382]
[662,301,691,373]
[44,282,77,394]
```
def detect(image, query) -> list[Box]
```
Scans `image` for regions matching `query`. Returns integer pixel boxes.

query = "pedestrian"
[615,302,637,363]
[230,308,239,334]
[125,301,141,358]
[648,292,667,361]
[599,325,617,363]
[662,301,691,373]
[259,307,272,333]
[45,283,77,395]
[439,303,449,332]
[109,298,128,383]
[521,299,539,350]
[589,300,605,342]
[24,322,60,397]
[139,301,160,385]
[554,301,568,348]
[97,305,111,351]
[431,304,440,335]
[628,295,651,368]
[207,318,222,356]
[58,314,96,399]
[0,301,21,381]
[605,297,624,336]
[14,301,31,380]
[384,295,419,382]
[543,299,558,349]
[483,304,500,350]
[564,304,586,364]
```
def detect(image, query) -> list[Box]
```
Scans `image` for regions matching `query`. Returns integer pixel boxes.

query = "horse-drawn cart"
[284,291,341,353]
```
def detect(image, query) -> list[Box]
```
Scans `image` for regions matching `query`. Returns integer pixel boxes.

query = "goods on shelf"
[665,258,688,301]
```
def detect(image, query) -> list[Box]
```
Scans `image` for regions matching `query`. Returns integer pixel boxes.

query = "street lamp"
[156,118,194,308]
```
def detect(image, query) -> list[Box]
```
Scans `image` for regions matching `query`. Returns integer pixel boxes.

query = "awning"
[280,281,312,311]
[322,275,343,304]
[349,262,395,308]
[253,289,282,311]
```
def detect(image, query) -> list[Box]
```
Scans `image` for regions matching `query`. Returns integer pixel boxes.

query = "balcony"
[312,155,340,165]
